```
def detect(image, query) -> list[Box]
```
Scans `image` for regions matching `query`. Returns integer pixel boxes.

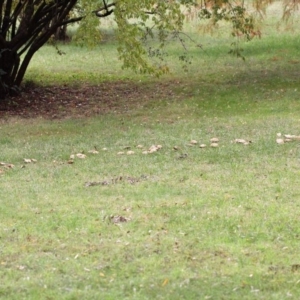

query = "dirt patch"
[85,174,150,187]
[0,80,183,120]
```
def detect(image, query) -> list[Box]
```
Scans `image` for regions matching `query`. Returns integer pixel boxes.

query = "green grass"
[2,16,300,299]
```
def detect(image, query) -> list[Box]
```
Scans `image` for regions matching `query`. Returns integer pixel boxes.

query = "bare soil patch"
[0,80,183,120]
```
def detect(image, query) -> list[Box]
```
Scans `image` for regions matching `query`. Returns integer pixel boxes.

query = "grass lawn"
[1,12,300,299]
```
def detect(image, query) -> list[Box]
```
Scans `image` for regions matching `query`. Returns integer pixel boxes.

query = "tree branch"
[93,1,116,18]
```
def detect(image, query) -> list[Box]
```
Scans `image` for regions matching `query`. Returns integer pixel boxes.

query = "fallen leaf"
[24,158,33,163]
[234,139,247,144]
[276,138,285,145]
[111,215,130,223]
[292,264,300,272]
[210,137,219,143]
[136,145,143,149]
[162,279,169,287]
[148,149,157,153]
[88,150,99,154]
[178,153,188,159]
[0,162,14,168]
[76,153,86,159]
[284,134,300,140]
[85,181,109,187]
[210,143,219,148]
[234,139,251,145]
[127,151,135,155]
[148,145,162,153]
[190,140,198,145]
[173,146,179,150]
[149,145,158,152]
[24,158,37,164]
[117,151,125,155]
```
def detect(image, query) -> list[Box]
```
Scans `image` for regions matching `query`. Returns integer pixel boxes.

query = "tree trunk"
[0,49,20,99]
[0,0,79,100]
[54,24,69,42]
